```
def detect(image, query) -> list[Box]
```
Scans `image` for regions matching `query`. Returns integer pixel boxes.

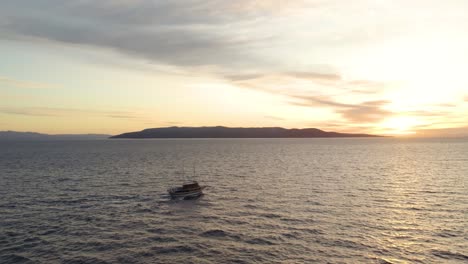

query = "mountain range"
[0,131,111,141]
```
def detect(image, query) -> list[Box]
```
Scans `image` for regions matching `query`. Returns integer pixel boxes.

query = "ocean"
[0,138,467,263]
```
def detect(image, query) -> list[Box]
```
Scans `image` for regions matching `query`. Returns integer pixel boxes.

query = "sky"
[1,0,467,136]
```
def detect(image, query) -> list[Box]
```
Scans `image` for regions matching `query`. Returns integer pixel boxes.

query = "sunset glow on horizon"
[1,1,467,136]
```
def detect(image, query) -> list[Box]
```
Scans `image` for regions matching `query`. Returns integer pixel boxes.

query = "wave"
[432,249,468,261]
[0,254,34,264]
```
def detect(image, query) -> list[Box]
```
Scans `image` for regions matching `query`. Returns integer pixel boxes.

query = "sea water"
[0,138,467,263]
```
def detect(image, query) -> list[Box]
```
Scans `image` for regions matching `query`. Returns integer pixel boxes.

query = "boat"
[168,181,205,199]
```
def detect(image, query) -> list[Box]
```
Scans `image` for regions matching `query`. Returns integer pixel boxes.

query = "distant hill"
[110,126,381,138]
[0,131,111,141]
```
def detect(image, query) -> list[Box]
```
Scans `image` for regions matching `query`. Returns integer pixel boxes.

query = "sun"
[379,116,425,135]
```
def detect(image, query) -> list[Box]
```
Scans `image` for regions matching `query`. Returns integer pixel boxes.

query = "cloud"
[225,71,342,83]
[3,17,238,67]
[292,95,392,123]
[0,76,55,89]
[0,107,56,117]
[415,126,468,138]
[403,109,451,117]
[107,115,137,119]
[339,101,392,123]
[264,115,285,120]
[227,71,389,96]
[223,69,395,124]
[285,71,342,82]
[0,0,298,68]
[290,95,354,108]
[224,73,264,82]
[308,121,377,134]
[226,70,464,128]
[0,106,138,118]
[2,0,467,76]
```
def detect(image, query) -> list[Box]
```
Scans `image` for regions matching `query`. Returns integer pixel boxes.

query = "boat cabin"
[182,181,201,190]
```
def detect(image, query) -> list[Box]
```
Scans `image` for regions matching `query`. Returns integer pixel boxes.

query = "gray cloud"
[0,0,292,68]
[0,0,240,65]
[224,73,264,82]
[3,17,238,67]
[2,0,290,26]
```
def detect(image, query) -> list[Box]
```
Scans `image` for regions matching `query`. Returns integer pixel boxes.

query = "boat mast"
[193,163,196,180]
[182,161,186,182]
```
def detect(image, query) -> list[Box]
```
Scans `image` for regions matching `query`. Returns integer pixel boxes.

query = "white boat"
[168,181,205,199]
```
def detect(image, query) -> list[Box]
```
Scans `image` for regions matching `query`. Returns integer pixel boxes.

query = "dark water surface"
[0,138,467,263]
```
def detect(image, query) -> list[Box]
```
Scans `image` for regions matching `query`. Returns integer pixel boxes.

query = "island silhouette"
[110,126,381,138]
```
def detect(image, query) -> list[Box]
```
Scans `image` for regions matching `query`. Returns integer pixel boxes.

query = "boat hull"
[168,187,205,198]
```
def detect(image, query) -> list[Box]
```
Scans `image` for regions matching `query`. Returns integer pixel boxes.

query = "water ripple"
[0,138,467,263]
